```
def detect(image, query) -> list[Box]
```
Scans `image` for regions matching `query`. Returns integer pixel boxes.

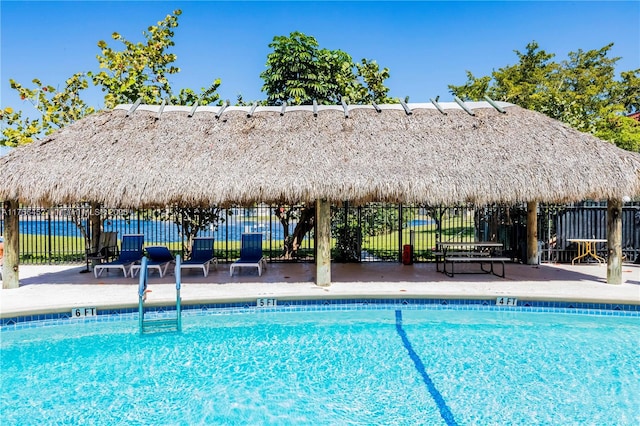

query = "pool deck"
[1,261,638,318]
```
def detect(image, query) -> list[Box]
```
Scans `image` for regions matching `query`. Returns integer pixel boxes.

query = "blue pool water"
[1,309,638,425]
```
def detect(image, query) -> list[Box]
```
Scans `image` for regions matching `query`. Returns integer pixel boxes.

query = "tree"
[89,9,221,108]
[617,70,640,113]
[595,112,640,152]
[355,59,394,103]
[148,206,226,257]
[2,9,223,147]
[449,41,639,152]
[2,9,226,258]
[260,32,395,258]
[87,10,226,250]
[260,31,393,105]
[1,73,94,146]
[274,205,315,260]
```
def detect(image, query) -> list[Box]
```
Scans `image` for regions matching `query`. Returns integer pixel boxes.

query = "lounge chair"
[180,237,217,277]
[94,234,144,278]
[85,231,119,272]
[230,233,267,276]
[131,246,175,278]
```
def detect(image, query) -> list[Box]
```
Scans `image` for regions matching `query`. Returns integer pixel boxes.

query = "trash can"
[402,244,413,265]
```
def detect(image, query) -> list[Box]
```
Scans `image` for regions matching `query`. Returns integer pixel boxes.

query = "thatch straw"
[1,101,638,208]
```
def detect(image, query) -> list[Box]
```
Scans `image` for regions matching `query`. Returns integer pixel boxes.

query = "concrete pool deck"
[1,261,639,318]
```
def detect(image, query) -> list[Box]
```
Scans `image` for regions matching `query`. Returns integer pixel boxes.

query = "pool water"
[1,309,639,425]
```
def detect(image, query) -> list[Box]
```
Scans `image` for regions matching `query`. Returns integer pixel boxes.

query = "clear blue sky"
[1,0,639,115]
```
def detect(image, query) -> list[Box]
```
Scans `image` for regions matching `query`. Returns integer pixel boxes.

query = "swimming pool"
[1,308,639,425]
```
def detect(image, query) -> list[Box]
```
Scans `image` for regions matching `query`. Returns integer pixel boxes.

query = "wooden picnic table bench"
[437,241,508,278]
[443,256,511,278]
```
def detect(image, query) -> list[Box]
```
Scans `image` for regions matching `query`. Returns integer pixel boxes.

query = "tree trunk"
[288,206,315,258]
[277,206,314,259]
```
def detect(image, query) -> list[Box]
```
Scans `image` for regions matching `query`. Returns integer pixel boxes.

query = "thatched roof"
[1,101,639,207]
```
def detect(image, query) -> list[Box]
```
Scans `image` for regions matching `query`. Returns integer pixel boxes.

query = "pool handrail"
[176,255,182,332]
[138,255,182,334]
[138,257,148,333]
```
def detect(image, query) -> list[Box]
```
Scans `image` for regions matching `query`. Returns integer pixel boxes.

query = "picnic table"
[436,241,508,278]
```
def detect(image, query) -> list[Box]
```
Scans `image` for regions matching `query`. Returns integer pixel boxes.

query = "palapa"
[1,101,639,208]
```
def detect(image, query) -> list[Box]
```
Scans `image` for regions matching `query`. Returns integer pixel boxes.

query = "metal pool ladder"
[138,255,182,334]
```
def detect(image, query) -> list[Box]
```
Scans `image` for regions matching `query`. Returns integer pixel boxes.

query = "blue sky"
[1,0,639,115]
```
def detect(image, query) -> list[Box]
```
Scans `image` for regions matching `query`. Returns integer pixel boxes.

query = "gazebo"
[2,100,639,288]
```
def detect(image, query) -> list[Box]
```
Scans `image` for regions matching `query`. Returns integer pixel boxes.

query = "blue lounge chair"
[230,233,267,276]
[94,234,144,278]
[131,246,175,278]
[180,237,217,277]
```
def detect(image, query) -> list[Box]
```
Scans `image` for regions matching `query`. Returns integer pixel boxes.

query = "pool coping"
[2,262,639,329]
[3,297,639,331]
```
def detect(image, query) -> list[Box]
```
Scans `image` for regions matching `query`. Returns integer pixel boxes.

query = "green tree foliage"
[85,11,227,248]
[147,207,226,257]
[89,9,221,108]
[2,9,223,148]
[355,59,394,103]
[448,42,640,152]
[0,73,94,146]
[2,9,226,251]
[595,113,640,152]
[617,70,640,113]
[260,31,393,105]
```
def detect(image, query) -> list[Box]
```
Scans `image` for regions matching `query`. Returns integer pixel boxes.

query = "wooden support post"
[607,198,623,285]
[526,201,538,265]
[2,200,20,289]
[315,199,331,286]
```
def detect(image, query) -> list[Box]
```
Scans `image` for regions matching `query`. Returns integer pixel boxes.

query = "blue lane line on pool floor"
[395,310,458,426]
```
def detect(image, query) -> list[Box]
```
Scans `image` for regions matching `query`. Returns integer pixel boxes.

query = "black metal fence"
[2,201,639,265]
[538,201,640,263]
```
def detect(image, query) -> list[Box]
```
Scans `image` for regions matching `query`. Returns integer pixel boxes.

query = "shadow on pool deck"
[1,261,638,317]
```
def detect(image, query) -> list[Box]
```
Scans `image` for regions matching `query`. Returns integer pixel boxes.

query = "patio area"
[1,261,638,318]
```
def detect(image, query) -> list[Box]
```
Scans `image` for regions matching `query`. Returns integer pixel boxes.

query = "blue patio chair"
[94,234,144,278]
[180,237,217,277]
[230,233,267,276]
[131,246,175,278]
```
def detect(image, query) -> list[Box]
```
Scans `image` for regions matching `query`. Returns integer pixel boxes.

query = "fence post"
[47,209,53,264]
[225,209,229,262]
[398,203,403,263]
[526,201,538,265]
[89,202,102,268]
